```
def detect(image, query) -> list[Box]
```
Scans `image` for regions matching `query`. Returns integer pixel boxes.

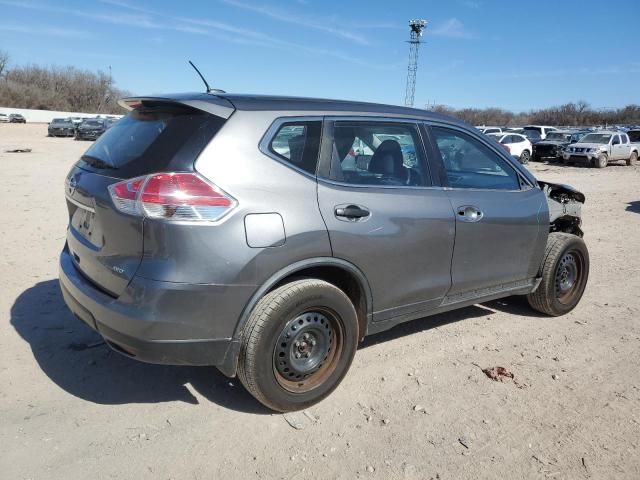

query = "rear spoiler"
[118,93,235,119]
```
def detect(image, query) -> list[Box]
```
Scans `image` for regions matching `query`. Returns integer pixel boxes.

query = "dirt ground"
[1,123,639,480]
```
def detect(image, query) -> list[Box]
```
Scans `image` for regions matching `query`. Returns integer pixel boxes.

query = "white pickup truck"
[562,131,639,168]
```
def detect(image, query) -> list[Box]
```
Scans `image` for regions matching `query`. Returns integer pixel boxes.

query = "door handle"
[457,205,483,223]
[335,204,370,220]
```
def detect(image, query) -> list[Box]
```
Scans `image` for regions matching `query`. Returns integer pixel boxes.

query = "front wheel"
[520,150,531,164]
[596,153,608,168]
[238,279,359,412]
[627,151,638,166]
[527,233,589,316]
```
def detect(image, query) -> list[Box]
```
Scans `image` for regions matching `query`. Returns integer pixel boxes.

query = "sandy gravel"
[1,123,639,479]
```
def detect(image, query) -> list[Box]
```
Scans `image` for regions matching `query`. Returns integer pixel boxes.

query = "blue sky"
[1,0,639,111]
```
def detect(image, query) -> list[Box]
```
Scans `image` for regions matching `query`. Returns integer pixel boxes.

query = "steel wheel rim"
[521,151,530,162]
[273,309,344,393]
[555,249,585,305]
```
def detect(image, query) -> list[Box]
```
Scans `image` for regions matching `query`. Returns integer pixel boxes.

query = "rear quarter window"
[267,121,322,175]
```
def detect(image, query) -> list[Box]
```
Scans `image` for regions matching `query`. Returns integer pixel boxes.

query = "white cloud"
[221,0,370,46]
[0,23,91,38]
[430,18,474,39]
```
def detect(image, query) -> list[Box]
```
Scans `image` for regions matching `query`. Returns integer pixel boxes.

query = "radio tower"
[404,19,427,107]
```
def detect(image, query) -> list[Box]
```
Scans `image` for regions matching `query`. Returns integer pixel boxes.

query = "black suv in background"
[9,113,26,123]
[532,130,589,162]
[75,118,107,141]
[48,118,75,137]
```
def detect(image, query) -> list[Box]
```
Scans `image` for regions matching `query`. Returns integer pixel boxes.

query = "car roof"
[121,92,466,126]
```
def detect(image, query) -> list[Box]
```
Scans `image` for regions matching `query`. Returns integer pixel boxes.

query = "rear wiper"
[80,155,117,170]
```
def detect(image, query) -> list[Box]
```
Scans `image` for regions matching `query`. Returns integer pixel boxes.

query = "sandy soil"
[1,123,639,479]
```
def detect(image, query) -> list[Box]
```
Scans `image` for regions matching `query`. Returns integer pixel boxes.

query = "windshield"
[82,120,104,127]
[51,118,71,125]
[579,133,611,144]
[545,132,570,141]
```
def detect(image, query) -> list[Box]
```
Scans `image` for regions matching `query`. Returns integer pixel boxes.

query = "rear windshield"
[79,105,225,174]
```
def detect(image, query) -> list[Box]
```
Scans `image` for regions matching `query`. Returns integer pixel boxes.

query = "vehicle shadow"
[10,279,270,414]
[626,201,640,214]
[12,281,545,411]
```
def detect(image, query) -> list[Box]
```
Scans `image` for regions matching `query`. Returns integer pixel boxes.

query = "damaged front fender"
[539,181,585,237]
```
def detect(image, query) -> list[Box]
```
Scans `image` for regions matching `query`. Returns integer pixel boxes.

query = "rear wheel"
[520,150,530,164]
[627,151,638,166]
[527,233,589,316]
[596,153,608,168]
[238,279,359,412]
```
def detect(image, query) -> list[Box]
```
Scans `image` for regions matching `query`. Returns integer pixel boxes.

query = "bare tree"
[0,49,9,78]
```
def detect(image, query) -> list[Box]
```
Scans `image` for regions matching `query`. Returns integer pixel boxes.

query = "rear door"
[64,100,230,296]
[316,118,455,321]
[427,124,546,298]
[610,134,623,160]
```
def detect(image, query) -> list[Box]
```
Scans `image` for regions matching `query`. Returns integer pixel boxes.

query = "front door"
[316,118,456,322]
[428,125,547,298]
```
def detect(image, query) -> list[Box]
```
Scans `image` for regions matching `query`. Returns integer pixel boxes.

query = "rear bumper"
[58,247,244,373]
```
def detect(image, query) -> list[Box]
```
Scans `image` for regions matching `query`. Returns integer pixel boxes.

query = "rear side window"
[326,121,429,187]
[269,121,322,175]
[431,126,520,191]
[80,105,225,176]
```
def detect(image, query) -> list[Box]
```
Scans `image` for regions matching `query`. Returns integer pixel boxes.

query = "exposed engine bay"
[539,181,585,237]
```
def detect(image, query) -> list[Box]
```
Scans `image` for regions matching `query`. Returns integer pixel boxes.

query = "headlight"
[588,147,599,153]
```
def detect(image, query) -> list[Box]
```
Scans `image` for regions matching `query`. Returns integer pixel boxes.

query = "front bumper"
[58,247,242,372]
[562,152,598,163]
[75,130,102,140]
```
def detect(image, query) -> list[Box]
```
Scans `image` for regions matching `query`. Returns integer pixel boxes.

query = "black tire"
[531,154,540,162]
[520,150,530,164]
[238,279,359,412]
[596,153,608,168]
[527,233,589,316]
[627,151,638,166]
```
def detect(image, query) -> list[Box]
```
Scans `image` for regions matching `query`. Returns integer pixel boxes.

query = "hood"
[569,142,606,149]
[536,139,569,147]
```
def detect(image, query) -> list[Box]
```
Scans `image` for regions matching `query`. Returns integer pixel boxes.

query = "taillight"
[108,172,236,222]
[501,143,511,153]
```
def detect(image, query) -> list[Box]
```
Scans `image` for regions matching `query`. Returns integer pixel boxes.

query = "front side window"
[269,121,322,175]
[612,135,620,145]
[431,126,520,191]
[327,121,429,186]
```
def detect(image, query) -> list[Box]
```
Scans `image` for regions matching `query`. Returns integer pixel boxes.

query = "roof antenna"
[188,60,226,94]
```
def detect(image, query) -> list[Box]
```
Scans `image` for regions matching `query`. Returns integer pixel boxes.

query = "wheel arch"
[219,258,373,378]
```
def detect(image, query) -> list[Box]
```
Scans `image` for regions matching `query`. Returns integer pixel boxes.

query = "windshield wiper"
[81,155,117,170]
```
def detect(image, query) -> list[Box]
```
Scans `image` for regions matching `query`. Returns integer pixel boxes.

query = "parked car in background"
[523,125,557,140]
[532,130,589,162]
[488,132,532,163]
[521,128,542,145]
[105,117,119,129]
[75,118,107,141]
[0,113,8,123]
[563,131,638,167]
[627,129,640,150]
[59,92,590,411]
[9,113,26,123]
[48,118,75,137]
[69,117,84,128]
[476,126,503,135]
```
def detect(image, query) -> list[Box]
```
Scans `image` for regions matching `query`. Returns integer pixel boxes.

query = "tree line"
[0,49,129,114]
[429,101,640,127]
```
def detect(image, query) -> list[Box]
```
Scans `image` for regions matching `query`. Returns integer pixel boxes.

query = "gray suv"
[59,93,589,411]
